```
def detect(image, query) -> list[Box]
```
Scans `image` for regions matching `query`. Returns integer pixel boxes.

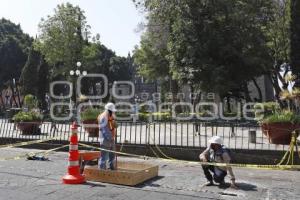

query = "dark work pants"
[202,165,227,183]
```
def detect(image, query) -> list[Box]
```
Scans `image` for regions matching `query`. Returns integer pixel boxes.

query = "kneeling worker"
[199,136,237,188]
[98,103,117,170]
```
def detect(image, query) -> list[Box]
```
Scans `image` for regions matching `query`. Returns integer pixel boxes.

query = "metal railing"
[0,118,290,151]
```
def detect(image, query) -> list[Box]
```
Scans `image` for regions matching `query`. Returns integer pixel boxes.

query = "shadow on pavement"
[236,182,257,191]
[216,182,257,191]
[136,176,165,188]
[84,181,106,188]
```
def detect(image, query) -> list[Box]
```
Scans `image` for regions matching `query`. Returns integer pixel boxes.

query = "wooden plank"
[83,161,159,186]
[79,151,100,161]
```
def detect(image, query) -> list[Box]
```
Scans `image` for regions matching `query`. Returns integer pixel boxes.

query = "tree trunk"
[171,80,181,113]
[251,78,263,102]
[171,79,179,102]
[291,0,300,76]
[0,95,4,109]
[226,96,232,113]
[267,73,285,108]
[243,83,252,102]
[16,86,22,108]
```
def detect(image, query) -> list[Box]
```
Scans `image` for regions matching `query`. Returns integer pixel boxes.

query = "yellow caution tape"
[0,155,28,161]
[0,144,68,161]
[0,137,59,149]
[78,142,300,171]
[78,143,149,159]
[0,134,298,170]
[198,162,300,170]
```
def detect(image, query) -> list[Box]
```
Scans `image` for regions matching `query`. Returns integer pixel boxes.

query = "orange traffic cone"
[62,121,86,184]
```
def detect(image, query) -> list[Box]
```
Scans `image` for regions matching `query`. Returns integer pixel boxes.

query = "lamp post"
[133,96,140,122]
[188,69,195,110]
[164,76,172,93]
[69,62,87,77]
[69,62,87,121]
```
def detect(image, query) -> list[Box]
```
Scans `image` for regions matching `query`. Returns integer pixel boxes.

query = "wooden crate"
[83,161,159,186]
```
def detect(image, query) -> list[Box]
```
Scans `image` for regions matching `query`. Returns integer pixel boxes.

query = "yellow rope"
[277,131,297,166]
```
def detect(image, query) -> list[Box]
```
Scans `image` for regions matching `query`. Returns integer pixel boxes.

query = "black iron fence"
[0,118,291,151]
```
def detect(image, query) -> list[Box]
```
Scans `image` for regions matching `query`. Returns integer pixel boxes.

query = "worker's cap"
[208,136,223,145]
[105,102,117,112]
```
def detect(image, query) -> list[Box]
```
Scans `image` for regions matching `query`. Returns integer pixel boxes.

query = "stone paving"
[0,147,300,200]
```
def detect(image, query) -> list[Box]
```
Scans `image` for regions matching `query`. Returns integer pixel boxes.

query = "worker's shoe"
[219,180,227,188]
[202,181,214,187]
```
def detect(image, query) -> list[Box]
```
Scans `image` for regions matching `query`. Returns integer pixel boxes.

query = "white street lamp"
[70,62,87,77]
[69,70,75,76]
[75,70,81,76]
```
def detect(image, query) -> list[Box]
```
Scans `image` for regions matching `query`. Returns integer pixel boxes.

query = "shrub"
[223,112,239,117]
[13,111,42,122]
[254,102,281,121]
[80,108,102,121]
[138,112,171,121]
[262,110,300,124]
[24,94,38,110]
[177,113,192,118]
[138,112,150,121]
[116,112,131,118]
[152,112,171,121]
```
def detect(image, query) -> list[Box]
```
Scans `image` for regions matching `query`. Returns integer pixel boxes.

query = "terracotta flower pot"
[16,122,41,135]
[261,122,299,145]
[82,120,99,137]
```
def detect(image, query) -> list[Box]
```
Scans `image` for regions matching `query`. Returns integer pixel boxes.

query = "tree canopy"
[34,3,90,80]
[33,3,134,99]
[133,0,279,100]
[0,18,32,88]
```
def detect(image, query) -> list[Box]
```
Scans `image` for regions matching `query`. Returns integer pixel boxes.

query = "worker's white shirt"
[200,146,235,179]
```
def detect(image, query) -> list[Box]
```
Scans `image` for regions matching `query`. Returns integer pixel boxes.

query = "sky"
[0,0,145,57]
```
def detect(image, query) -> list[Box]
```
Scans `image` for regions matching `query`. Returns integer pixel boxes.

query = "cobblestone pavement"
[0,147,299,200]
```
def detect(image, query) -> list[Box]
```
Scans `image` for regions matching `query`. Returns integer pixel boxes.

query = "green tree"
[20,46,50,109]
[34,3,90,80]
[133,19,169,80]
[20,47,41,95]
[134,0,275,101]
[36,58,50,110]
[133,11,179,100]
[0,18,32,88]
[81,39,134,99]
[265,0,291,103]
[291,0,300,75]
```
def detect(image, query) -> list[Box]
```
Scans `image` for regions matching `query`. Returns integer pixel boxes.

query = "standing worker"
[199,136,237,188]
[98,102,117,170]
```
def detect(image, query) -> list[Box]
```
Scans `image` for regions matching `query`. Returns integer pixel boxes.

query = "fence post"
[249,130,256,143]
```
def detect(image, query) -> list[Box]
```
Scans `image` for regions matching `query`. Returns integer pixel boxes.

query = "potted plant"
[255,101,300,145]
[13,111,42,135]
[13,94,42,135]
[80,108,102,137]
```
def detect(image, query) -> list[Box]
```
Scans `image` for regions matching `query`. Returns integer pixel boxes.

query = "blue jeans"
[202,165,227,183]
[99,145,115,170]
